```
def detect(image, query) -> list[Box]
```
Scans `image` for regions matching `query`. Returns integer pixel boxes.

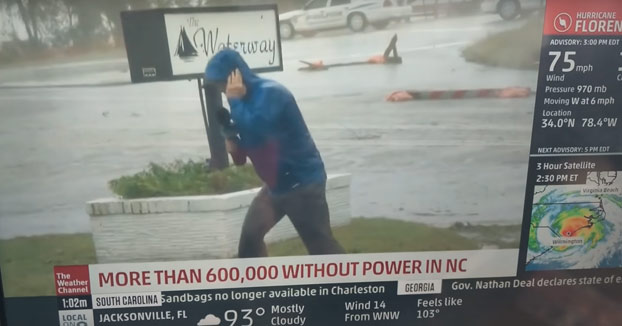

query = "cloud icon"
[197,314,221,326]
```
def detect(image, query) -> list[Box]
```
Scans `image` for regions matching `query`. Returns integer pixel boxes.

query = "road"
[0,14,538,239]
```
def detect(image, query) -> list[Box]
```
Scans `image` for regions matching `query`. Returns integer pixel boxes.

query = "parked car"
[480,0,545,20]
[279,0,413,39]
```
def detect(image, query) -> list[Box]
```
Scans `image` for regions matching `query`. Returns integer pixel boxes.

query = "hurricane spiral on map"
[527,189,622,270]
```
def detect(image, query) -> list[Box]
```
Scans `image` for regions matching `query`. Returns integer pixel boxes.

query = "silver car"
[279,0,412,40]
[481,0,545,20]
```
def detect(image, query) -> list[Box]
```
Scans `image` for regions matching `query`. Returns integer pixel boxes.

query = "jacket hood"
[204,49,259,87]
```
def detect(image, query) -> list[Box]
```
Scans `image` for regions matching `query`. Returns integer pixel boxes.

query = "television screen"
[2,0,622,325]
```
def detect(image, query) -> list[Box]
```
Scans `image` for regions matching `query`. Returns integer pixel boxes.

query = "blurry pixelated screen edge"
[2,0,622,325]
[122,5,282,83]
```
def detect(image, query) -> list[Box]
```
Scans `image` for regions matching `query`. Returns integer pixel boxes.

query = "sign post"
[120,5,283,169]
[199,79,230,169]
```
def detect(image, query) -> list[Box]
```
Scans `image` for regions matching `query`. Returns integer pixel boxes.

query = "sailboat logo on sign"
[175,26,199,61]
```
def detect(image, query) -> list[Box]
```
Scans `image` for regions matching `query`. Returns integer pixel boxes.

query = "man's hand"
[225,69,246,99]
[216,108,232,127]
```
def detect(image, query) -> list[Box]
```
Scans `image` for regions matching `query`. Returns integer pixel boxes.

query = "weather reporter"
[205,49,345,258]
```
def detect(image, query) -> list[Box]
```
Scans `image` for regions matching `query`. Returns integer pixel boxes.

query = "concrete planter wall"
[87,174,351,263]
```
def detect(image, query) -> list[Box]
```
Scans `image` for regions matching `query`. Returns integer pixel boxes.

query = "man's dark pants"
[238,182,345,257]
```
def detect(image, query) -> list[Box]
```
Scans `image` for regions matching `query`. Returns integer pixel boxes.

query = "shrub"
[109,160,262,199]
[462,14,544,70]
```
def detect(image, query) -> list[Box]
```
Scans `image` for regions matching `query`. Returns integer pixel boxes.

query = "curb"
[0,81,132,89]
[386,87,533,102]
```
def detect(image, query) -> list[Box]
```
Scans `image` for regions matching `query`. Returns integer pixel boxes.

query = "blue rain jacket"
[205,50,326,194]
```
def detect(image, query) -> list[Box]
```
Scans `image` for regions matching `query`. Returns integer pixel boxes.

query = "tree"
[26,0,41,40]
[0,0,19,41]
[99,0,132,46]
[61,0,78,29]
[10,0,37,44]
[72,0,104,47]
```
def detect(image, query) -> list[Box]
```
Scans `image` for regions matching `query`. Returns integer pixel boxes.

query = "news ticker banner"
[54,250,517,325]
[519,0,622,271]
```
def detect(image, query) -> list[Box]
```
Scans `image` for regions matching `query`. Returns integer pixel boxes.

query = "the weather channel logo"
[59,309,94,326]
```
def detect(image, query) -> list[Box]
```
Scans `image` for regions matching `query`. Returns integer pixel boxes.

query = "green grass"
[109,160,262,199]
[462,14,544,70]
[0,218,519,297]
[448,222,522,249]
[0,234,96,297]
[269,218,482,256]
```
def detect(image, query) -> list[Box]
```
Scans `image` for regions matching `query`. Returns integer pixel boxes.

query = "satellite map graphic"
[527,172,622,271]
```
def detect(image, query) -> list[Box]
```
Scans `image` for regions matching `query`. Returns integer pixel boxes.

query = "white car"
[481,0,545,20]
[279,0,412,39]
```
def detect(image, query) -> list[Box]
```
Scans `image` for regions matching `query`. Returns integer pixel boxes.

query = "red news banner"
[544,0,622,36]
[54,250,517,295]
